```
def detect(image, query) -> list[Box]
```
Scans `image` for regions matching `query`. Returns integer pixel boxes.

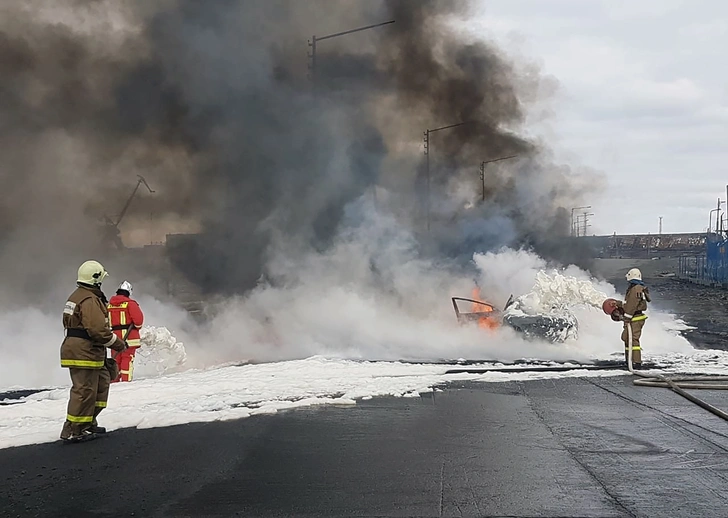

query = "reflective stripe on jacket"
[622,283,649,321]
[61,285,117,369]
[108,295,144,347]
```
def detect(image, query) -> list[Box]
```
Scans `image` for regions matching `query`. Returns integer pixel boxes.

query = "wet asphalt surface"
[2,376,728,517]
[3,259,728,517]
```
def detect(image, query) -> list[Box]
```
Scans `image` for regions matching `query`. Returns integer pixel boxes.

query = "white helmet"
[77,260,108,287]
[626,268,642,282]
[117,280,133,296]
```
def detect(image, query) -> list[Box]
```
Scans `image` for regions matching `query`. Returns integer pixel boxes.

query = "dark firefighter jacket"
[60,284,123,369]
[622,282,650,321]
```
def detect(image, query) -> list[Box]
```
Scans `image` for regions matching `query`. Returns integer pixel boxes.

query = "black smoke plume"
[0,0,599,303]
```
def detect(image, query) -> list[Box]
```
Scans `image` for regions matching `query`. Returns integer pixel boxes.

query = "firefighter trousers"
[60,366,110,438]
[621,319,645,364]
[111,347,138,382]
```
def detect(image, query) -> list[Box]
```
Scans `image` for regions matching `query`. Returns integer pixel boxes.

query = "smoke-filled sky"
[0,0,703,385]
[474,0,728,235]
[0,0,600,298]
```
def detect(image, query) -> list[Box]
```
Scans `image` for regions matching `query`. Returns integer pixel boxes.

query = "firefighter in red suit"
[107,281,144,382]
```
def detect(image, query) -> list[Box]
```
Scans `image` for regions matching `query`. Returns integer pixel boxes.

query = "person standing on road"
[620,268,651,368]
[108,280,144,382]
[60,260,128,443]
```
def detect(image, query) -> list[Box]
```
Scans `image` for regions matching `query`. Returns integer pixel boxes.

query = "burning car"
[452,288,578,343]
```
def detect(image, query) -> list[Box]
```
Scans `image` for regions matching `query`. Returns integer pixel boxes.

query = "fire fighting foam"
[4,351,728,450]
[499,271,611,343]
[134,326,188,378]
[522,270,610,312]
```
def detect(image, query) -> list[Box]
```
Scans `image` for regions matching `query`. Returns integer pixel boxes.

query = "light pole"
[308,20,395,88]
[570,206,591,237]
[710,208,720,233]
[479,155,518,202]
[423,121,475,232]
[582,210,594,237]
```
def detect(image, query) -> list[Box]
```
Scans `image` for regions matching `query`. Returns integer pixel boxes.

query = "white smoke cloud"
[177,196,693,369]
[0,195,693,391]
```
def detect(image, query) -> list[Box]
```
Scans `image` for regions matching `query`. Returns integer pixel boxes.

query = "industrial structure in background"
[102,175,155,250]
[677,187,728,286]
[568,188,728,288]
[571,206,593,237]
[585,233,706,259]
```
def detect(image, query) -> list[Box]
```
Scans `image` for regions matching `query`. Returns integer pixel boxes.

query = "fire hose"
[626,322,728,421]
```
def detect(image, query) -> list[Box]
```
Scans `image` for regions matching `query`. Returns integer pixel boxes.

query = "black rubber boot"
[62,429,97,444]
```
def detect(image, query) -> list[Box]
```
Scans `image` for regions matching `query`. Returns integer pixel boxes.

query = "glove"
[111,337,128,352]
[105,357,120,380]
[611,308,625,322]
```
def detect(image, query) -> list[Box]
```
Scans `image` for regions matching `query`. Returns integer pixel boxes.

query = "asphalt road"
[2,376,728,517]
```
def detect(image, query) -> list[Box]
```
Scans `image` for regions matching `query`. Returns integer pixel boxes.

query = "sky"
[472,0,728,235]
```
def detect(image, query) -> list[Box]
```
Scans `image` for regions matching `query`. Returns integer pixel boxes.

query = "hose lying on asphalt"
[627,322,728,421]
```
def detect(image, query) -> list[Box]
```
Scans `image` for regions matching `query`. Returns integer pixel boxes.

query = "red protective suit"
[107,294,144,382]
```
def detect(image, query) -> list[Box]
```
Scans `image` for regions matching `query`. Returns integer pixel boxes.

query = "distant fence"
[678,233,728,285]
[585,233,706,259]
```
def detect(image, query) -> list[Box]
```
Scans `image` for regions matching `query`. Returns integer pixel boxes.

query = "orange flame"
[471,287,500,330]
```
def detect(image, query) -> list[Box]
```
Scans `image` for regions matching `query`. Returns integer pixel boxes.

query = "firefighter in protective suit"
[618,268,650,368]
[60,260,128,443]
[108,280,144,382]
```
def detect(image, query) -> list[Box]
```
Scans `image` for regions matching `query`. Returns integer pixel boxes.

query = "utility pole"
[479,160,483,201]
[479,155,518,202]
[307,37,316,84]
[582,210,594,237]
[308,20,395,89]
[571,206,591,237]
[424,129,429,232]
[659,216,663,235]
[423,121,475,233]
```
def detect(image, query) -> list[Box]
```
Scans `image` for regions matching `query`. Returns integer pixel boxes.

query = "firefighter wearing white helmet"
[60,260,128,443]
[108,280,145,382]
[616,267,651,368]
